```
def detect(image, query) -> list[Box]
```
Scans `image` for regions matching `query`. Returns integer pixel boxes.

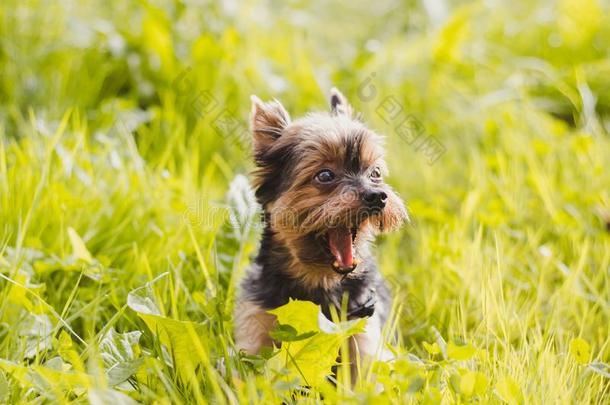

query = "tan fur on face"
[270,117,405,228]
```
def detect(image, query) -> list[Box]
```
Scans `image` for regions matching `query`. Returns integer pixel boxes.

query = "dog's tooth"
[333,260,339,268]
[353,258,361,266]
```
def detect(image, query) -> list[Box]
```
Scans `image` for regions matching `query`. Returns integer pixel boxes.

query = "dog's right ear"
[329,87,353,117]
[250,95,291,155]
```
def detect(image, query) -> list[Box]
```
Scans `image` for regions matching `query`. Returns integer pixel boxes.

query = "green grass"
[1,0,609,403]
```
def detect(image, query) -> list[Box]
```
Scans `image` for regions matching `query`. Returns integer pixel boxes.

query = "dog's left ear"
[250,95,291,156]
[330,87,353,117]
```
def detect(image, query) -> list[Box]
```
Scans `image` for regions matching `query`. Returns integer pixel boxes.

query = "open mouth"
[325,226,359,275]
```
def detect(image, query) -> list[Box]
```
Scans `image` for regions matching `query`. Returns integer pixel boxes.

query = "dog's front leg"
[234,300,276,355]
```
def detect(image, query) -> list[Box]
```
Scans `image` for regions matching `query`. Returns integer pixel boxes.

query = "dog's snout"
[362,190,387,209]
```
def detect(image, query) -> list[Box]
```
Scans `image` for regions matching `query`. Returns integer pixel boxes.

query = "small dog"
[234,88,407,368]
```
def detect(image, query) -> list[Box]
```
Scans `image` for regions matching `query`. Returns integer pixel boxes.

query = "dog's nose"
[362,190,387,209]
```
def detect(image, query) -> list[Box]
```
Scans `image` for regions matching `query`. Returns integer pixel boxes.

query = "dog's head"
[250,88,407,284]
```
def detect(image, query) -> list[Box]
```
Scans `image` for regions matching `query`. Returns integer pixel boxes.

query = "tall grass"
[0,0,609,403]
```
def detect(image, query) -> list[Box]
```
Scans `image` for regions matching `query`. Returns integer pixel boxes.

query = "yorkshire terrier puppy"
[235,88,407,367]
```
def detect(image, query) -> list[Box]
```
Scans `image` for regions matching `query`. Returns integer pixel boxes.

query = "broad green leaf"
[2,272,42,317]
[268,299,319,335]
[269,324,299,341]
[67,227,93,263]
[99,328,142,362]
[0,359,93,394]
[473,372,489,396]
[408,376,425,393]
[0,360,29,386]
[460,371,476,396]
[423,341,441,355]
[269,324,317,342]
[44,356,67,371]
[420,386,442,405]
[569,338,591,364]
[99,328,143,385]
[57,330,85,372]
[447,342,477,361]
[394,358,423,378]
[89,388,140,405]
[495,376,524,405]
[126,275,166,316]
[267,300,365,388]
[127,286,207,380]
[137,313,207,380]
[19,313,54,359]
[460,371,488,397]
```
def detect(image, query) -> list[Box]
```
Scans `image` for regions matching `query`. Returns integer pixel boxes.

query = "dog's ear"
[250,95,290,155]
[330,87,353,117]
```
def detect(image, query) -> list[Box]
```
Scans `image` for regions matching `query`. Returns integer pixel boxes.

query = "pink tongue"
[328,227,353,269]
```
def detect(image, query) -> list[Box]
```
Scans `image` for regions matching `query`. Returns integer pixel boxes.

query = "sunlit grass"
[1,0,609,403]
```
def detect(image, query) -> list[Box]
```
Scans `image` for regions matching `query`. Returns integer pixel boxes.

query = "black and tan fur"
[234,88,407,367]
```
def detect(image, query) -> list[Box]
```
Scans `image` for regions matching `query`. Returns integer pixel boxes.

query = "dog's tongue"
[328,227,353,269]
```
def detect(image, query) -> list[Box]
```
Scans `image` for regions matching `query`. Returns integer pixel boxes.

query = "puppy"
[234,88,407,369]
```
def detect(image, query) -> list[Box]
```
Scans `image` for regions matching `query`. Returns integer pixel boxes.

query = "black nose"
[362,190,387,209]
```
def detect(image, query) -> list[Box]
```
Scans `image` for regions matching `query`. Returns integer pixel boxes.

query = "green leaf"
[127,284,207,380]
[408,376,425,393]
[0,359,93,394]
[423,341,441,355]
[420,386,442,405]
[126,274,167,315]
[569,338,591,364]
[267,299,365,388]
[99,328,143,385]
[89,388,140,405]
[268,299,319,335]
[447,342,477,361]
[56,330,85,372]
[269,324,317,342]
[460,371,476,396]
[495,376,524,405]
[139,313,207,380]
[19,313,54,359]
[474,372,489,395]
[67,227,93,263]
[460,371,488,397]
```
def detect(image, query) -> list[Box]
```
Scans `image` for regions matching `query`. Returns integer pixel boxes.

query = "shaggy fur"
[235,88,407,365]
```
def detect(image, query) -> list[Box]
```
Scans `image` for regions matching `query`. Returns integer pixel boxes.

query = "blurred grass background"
[0,0,609,403]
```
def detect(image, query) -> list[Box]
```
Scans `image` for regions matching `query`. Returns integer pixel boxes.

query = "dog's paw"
[347,288,376,318]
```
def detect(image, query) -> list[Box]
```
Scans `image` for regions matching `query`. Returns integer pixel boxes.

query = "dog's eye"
[370,167,382,180]
[314,169,335,183]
